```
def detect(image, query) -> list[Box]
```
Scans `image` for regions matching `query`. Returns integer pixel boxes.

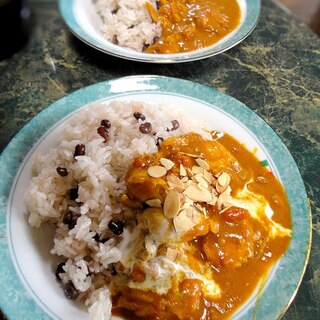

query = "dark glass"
[0,0,30,60]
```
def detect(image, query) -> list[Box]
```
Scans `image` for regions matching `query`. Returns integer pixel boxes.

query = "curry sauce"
[145,0,242,53]
[112,132,291,319]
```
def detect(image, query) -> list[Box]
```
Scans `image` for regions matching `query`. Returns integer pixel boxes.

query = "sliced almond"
[145,199,162,208]
[186,167,194,177]
[180,176,189,183]
[179,163,187,177]
[160,158,174,170]
[184,184,212,202]
[194,175,209,188]
[179,152,203,158]
[217,172,230,187]
[193,203,207,216]
[163,190,181,218]
[195,158,210,171]
[216,183,230,193]
[184,206,202,224]
[166,247,179,261]
[148,166,167,178]
[203,169,216,184]
[173,210,197,233]
[167,173,185,191]
[207,192,218,206]
[217,192,232,210]
[192,166,204,175]
[223,185,232,195]
[219,205,233,214]
[181,197,194,210]
[185,179,194,187]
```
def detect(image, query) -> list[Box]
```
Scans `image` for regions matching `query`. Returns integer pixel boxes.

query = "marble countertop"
[0,0,319,319]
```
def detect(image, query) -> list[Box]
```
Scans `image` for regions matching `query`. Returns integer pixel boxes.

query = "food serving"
[25,100,292,320]
[93,0,242,53]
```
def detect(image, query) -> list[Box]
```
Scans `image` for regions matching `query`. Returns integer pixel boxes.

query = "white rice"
[25,100,209,319]
[93,0,161,52]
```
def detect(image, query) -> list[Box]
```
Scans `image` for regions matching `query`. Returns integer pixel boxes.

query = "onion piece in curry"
[110,132,292,319]
[145,0,242,53]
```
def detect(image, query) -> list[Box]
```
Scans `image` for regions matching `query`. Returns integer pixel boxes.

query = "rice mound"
[25,100,209,319]
[94,0,161,52]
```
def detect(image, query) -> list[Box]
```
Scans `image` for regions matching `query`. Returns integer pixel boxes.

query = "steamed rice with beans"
[94,0,161,52]
[26,101,207,319]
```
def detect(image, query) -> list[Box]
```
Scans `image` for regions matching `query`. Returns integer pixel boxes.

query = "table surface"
[0,0,319,319]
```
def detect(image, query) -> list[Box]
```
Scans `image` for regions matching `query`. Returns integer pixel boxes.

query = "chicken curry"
[145,0,242,53]
[110,132,292,319]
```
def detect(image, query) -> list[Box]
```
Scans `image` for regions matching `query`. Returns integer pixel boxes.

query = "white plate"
[58,0,261,63]
[0,76,311,320]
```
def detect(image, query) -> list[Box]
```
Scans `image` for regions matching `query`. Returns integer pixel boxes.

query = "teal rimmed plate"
[58,0,261,63]
[0,76,311,320]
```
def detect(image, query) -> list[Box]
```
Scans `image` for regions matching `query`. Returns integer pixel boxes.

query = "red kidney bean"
[108,220,125,235]
[133,112,146,121]
[97,126,109,143]
[74,144,85,157]
[171,120,179,130]
[139,122,152,134]
[55,262,66,281]
[64,282,80,300]
[56,167,68,177]
[100,119,111,128]
[63,210,79,230]
[156,137,164,146]
[69,187,78,201]
[166,120,179,131]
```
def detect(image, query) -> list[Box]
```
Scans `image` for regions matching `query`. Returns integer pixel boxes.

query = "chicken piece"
[126,167,168,203]
[160,133,248,185]
[140,207,178,244]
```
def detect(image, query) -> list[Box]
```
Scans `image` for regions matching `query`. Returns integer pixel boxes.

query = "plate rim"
[58,0,261,63]
[0,75,311,320]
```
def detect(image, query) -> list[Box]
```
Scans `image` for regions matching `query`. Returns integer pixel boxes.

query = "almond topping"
[207,192,218,206]
[217,172,230,187]
[217,192,232,210]
[186,167,194,177]
[173,210,197,233]
[184,184,212,202]
[179,152,204,158]
[195,158,210,170]
[181,197,194,210]
[203,169,216,184]
[179,164,187,176]
[145,199,162,208]
[160,158,174,170]
[194,175,209,188]
[192,166,204,175]
[147,166,167,178]
[166,173,185,191]
[180,176,189,183]
[163,190,181,218]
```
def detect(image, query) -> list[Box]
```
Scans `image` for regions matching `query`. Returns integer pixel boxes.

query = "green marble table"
[0,0,319,319]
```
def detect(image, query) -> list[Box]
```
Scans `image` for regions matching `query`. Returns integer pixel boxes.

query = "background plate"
[0,76,311,320]
[58,0,261,63]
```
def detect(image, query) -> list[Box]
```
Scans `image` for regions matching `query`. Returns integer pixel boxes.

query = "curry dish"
[145,0,242,53]
[109,132,292,319]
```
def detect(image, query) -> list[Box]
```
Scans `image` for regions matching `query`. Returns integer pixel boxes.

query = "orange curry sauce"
[145,0,242,53]
[113,133,292,319]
